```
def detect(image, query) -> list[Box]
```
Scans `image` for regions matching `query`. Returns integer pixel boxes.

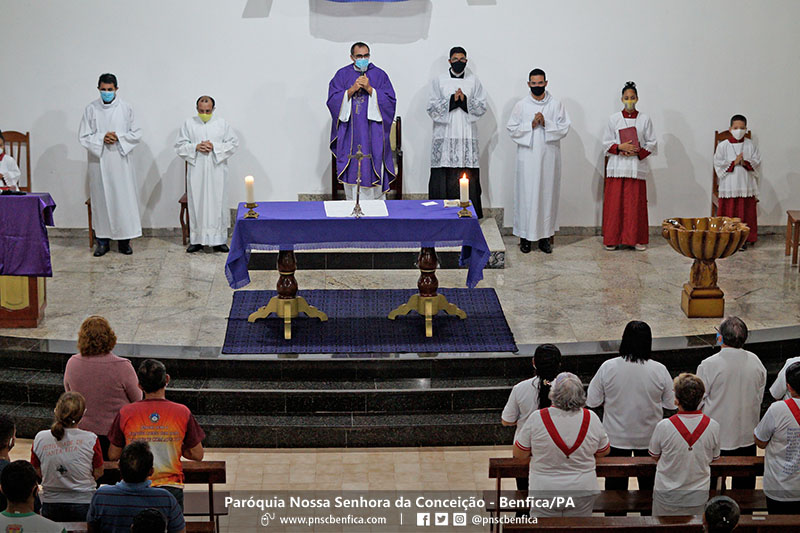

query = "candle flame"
[245,175,254,183]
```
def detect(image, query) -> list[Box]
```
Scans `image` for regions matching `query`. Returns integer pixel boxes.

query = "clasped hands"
[348,74,373,97]
[531,112,546,129]
[733,153,745,166]
[618,141,639,157]
[453,88,466,102]
[196,140,214,153]
[103,131,118,145]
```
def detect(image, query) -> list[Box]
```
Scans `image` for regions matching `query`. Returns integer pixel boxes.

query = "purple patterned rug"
[223,288,517,354]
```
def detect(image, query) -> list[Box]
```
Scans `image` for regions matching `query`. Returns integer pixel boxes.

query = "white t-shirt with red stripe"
[31,428,103,504]
[515,407,609,493]
[648,412,720,508]
[754,397,800,502]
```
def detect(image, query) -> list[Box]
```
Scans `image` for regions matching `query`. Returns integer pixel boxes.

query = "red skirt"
[603,177,648,246]
[718,196,757,243]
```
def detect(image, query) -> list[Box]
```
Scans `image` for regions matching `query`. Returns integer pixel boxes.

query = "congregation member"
[31,392,104,522]
[754,361,800,513]
[501,344,562,492]
[175,95,239,253]
[507,69,570,254]
[649,373,720,516]
[64,315,142,459]
[696,316,766,489]
[426,46,487,217]
[0,461,65,533]
[703,496,740,533]
[0,414,15,511]
[131,508,168,532]
[107,359,205,511]
[602,81,657,251]
[0,131,22,191]
[327,42,396,200]
[714,114,761,248]
[87,442,185,533]
[586,321,674,493]
[79,73,143,257]
[769,354,800,400]
[514,372,609,517]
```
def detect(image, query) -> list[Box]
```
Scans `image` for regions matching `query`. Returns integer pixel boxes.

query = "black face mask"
[450,61,466,74]
[530,86,545,96]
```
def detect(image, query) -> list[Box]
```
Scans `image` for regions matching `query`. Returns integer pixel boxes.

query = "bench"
[487,456,764,531]
[504,515,800,532]
[102,460,226,530]
[61,521,215,533]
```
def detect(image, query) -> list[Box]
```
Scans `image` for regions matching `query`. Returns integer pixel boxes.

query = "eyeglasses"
[353,53,371,59]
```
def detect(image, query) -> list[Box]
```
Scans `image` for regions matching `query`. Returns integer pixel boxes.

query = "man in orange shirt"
[108,359,205,510]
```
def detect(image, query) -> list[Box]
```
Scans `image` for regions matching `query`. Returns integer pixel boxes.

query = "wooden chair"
[712,129,751,216]
[180,161,190,245]
[786,210,800,266]
[1,131,32,192]
[331,116,403,199]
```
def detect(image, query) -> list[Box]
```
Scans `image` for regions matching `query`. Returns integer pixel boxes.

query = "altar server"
[327,42,396,200]
[714,114,761,248]
[175,95,239,253]
[602,81,657,251]
[0,131,21,191]
[79,73,142,257]
[427,46,487,218]
[507,69,570,254]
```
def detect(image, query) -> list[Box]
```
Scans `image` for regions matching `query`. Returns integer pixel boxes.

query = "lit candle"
[459,174,469,204]
[245,175,255,204]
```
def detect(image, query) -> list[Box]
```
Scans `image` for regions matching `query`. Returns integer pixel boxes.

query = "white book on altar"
[323,200,389,218]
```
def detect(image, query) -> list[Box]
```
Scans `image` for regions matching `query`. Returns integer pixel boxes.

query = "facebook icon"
[416,512,430,526]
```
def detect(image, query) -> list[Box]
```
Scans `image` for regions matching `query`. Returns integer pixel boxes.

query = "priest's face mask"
[449,53,467,74]
[528,75,547,97]
[197,99,215,122]
[98,82,117,104]
[351,46,371,71]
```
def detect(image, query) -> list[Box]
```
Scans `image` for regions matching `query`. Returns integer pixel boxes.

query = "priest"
[327,42,396,200]
[506,69,570,254]
[175,95,239,253]
[79,73,142,257]
[427,46,487,218]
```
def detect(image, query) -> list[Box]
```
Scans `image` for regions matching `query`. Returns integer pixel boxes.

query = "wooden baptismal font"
[662,217,750,318]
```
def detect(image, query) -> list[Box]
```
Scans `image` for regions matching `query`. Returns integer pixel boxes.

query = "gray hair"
[548,372,586,412]
[719,316,748,348]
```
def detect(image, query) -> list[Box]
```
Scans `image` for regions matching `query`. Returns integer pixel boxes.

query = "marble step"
[0,370,515,415]
[1,403,514,448]
[247,217,505,270]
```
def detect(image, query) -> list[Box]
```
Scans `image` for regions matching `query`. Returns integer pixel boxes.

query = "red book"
[619,126,640,150]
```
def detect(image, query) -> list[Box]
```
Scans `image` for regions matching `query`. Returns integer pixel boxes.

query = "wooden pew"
[102,460,226,528]
[503,515,800,532]
[487,456,764,530]
[60,521,215,533]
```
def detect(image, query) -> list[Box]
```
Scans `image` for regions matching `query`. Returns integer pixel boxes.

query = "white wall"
[1,0,798,229]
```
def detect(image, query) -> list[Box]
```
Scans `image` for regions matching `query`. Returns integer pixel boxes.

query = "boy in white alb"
[649,373,720,516]
[0,132,22,191]
[754,361,800,514]
[696,316,765,489]
[770,356,800,400]
[713,114,761,247]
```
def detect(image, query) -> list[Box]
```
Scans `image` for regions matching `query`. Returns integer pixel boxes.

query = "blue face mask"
[100,90,116,103]
[354,58,369,71]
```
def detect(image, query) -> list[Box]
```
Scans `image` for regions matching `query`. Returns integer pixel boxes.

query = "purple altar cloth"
[0,192,56,276]
[225,200,489,290]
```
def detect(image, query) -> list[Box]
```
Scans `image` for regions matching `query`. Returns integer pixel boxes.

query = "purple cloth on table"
[225,200,489,289]
[0,192,56,276]
[327,63,396,192]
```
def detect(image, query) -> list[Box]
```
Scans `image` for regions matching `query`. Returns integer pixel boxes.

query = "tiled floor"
[1,233,797,346]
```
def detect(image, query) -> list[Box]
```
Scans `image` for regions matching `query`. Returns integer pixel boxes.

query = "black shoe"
[93,242,110,257]
[520,238,531,254]
[213,244,230,253]
[118,240,132,255]
[538,238,552,254]
[186,244,203,253]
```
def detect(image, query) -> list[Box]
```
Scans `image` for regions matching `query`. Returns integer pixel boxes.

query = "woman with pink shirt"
[64,316,142,458]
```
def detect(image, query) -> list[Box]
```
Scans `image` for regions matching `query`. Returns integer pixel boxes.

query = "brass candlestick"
[244,202,259,219]
[458,200,472,218]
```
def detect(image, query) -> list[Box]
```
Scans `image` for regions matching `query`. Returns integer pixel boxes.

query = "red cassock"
[718,196,757,243]
[603,177,649,246]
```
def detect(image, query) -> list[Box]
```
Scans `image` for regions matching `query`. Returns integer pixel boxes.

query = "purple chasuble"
[327,63,396,192]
